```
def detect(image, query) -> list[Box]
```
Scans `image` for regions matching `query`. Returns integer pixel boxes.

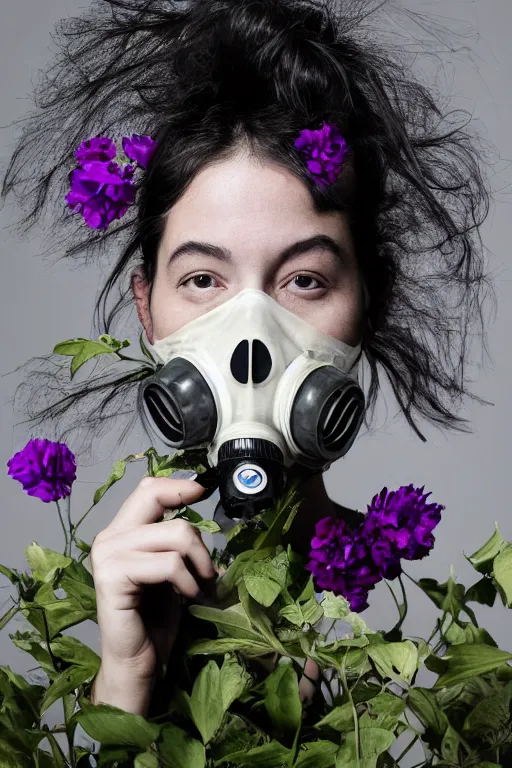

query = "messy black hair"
[1,0,494,461]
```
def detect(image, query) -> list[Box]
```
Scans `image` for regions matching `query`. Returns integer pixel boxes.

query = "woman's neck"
[284,468,337,558]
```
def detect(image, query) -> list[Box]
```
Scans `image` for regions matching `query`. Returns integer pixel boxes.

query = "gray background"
[0,1,511,764]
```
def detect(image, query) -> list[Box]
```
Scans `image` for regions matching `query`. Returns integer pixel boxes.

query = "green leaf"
[416,570,465,620]
[465,577,497,607]
[189,660,224,744]
[192,519,222,534]
[466,523,506,574]
[320,592,351,619]
[493,543,512,607]
[243,557,286,607]
[157,722,206,768]
[173,506,221,534]
[463,687,512,738]
[301,596,324,626]
[144,446,208,478]
[238,580,286,653]
[24,581,95,638]
[434,643,512,688]
[73,699,161,747]
[0,604,20,630]
[297,576,315,603]
[0,563,21,584]
[253,482,302,551]
[9,630,54,675]
[214,739,292,767]
[443,617,497,647]
[212,714,263,760]
[220,654,251,711]
[366,635,418,684]
[93,456,134,505]
[264,659,302,734]
[24,543,72,583]
[97,333,131,352]
[40,665,95,715]
[279,603,305,627]
[50,634,101,669]
[74,538,91,555]
[216,548,274,600]
[188,603,265,643]
[314,702,355,732]
[53,337,127,378]
[362,692,405,731]
[294,740,339,767]
[58,560,96,610]
[187,638,274,658]
[135,752,159,768]
[440,724,460,763]
[335,727,395,768]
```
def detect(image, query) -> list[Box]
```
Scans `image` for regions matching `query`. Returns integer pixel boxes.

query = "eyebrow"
[166,234,351,269]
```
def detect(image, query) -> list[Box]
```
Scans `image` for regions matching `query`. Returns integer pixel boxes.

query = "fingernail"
[172,584,182,595]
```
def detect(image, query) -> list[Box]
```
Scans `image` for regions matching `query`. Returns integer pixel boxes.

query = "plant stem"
[402,570,418,587]
[395,734,419,764]
[72,502,96,537]
[64,495,73,557]
[385,581,402,622]
[398,575,408,617]
[340,654,360,767]
[55,500,69,556]
[115,352,153,365]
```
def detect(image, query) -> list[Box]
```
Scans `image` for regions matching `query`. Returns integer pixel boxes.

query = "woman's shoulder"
[330,499,365,528]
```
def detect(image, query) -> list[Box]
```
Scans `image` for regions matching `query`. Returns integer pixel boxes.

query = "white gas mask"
[139,288,364,519]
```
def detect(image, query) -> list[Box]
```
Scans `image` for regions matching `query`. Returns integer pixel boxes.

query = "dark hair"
[1,0,494,461]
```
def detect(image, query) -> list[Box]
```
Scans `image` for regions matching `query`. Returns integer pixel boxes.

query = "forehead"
[160,152,351,252]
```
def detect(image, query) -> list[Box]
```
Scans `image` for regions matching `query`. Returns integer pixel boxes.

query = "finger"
[106,550,202,600]
[108,476,205,531]
[299,658,321,703]
[99,519,216,580]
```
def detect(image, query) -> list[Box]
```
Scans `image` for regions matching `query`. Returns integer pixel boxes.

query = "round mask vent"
[290,366,365,462]
[143,384,185,445]
[139,358,217,448]
[319,384,364,455]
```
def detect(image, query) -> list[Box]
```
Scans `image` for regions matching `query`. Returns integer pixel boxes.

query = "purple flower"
[294,121,349,186]
[65,160,136,230]
[306,516,381,612]
[362,485,443,562]
[122,134,157,169]
[74,136,117,164]
[305,485,444,612]
[7,439,76,503]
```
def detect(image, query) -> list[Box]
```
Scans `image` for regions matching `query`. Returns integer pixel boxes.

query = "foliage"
[2,445,512,766]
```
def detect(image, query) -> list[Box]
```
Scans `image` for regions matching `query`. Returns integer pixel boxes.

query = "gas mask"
[138,288,365,521]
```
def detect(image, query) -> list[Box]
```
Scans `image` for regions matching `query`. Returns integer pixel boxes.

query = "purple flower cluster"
[65,134,156,230]
[306,485,444,612]
[294,121,349,187]
[7,439,76,503]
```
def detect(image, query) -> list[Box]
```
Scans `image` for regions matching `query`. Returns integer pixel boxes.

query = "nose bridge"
[227,290,276,386]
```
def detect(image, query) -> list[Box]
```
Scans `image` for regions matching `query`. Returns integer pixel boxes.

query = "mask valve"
[216,438,287,519]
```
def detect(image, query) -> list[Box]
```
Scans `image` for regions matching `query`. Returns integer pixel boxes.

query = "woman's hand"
[89,476,216,685]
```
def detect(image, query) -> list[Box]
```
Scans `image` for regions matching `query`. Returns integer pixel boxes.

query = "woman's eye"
[291,274,323,291]
[181,273,324,292]
[182,274,219,290]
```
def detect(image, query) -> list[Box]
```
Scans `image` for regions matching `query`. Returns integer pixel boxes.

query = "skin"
[131,148,364,555]
[91,149,365,714]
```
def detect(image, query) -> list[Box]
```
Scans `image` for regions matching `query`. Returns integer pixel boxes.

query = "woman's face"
[133,151,364,345]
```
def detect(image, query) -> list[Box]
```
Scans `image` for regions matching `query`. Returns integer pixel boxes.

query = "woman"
[1,0,491,726]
